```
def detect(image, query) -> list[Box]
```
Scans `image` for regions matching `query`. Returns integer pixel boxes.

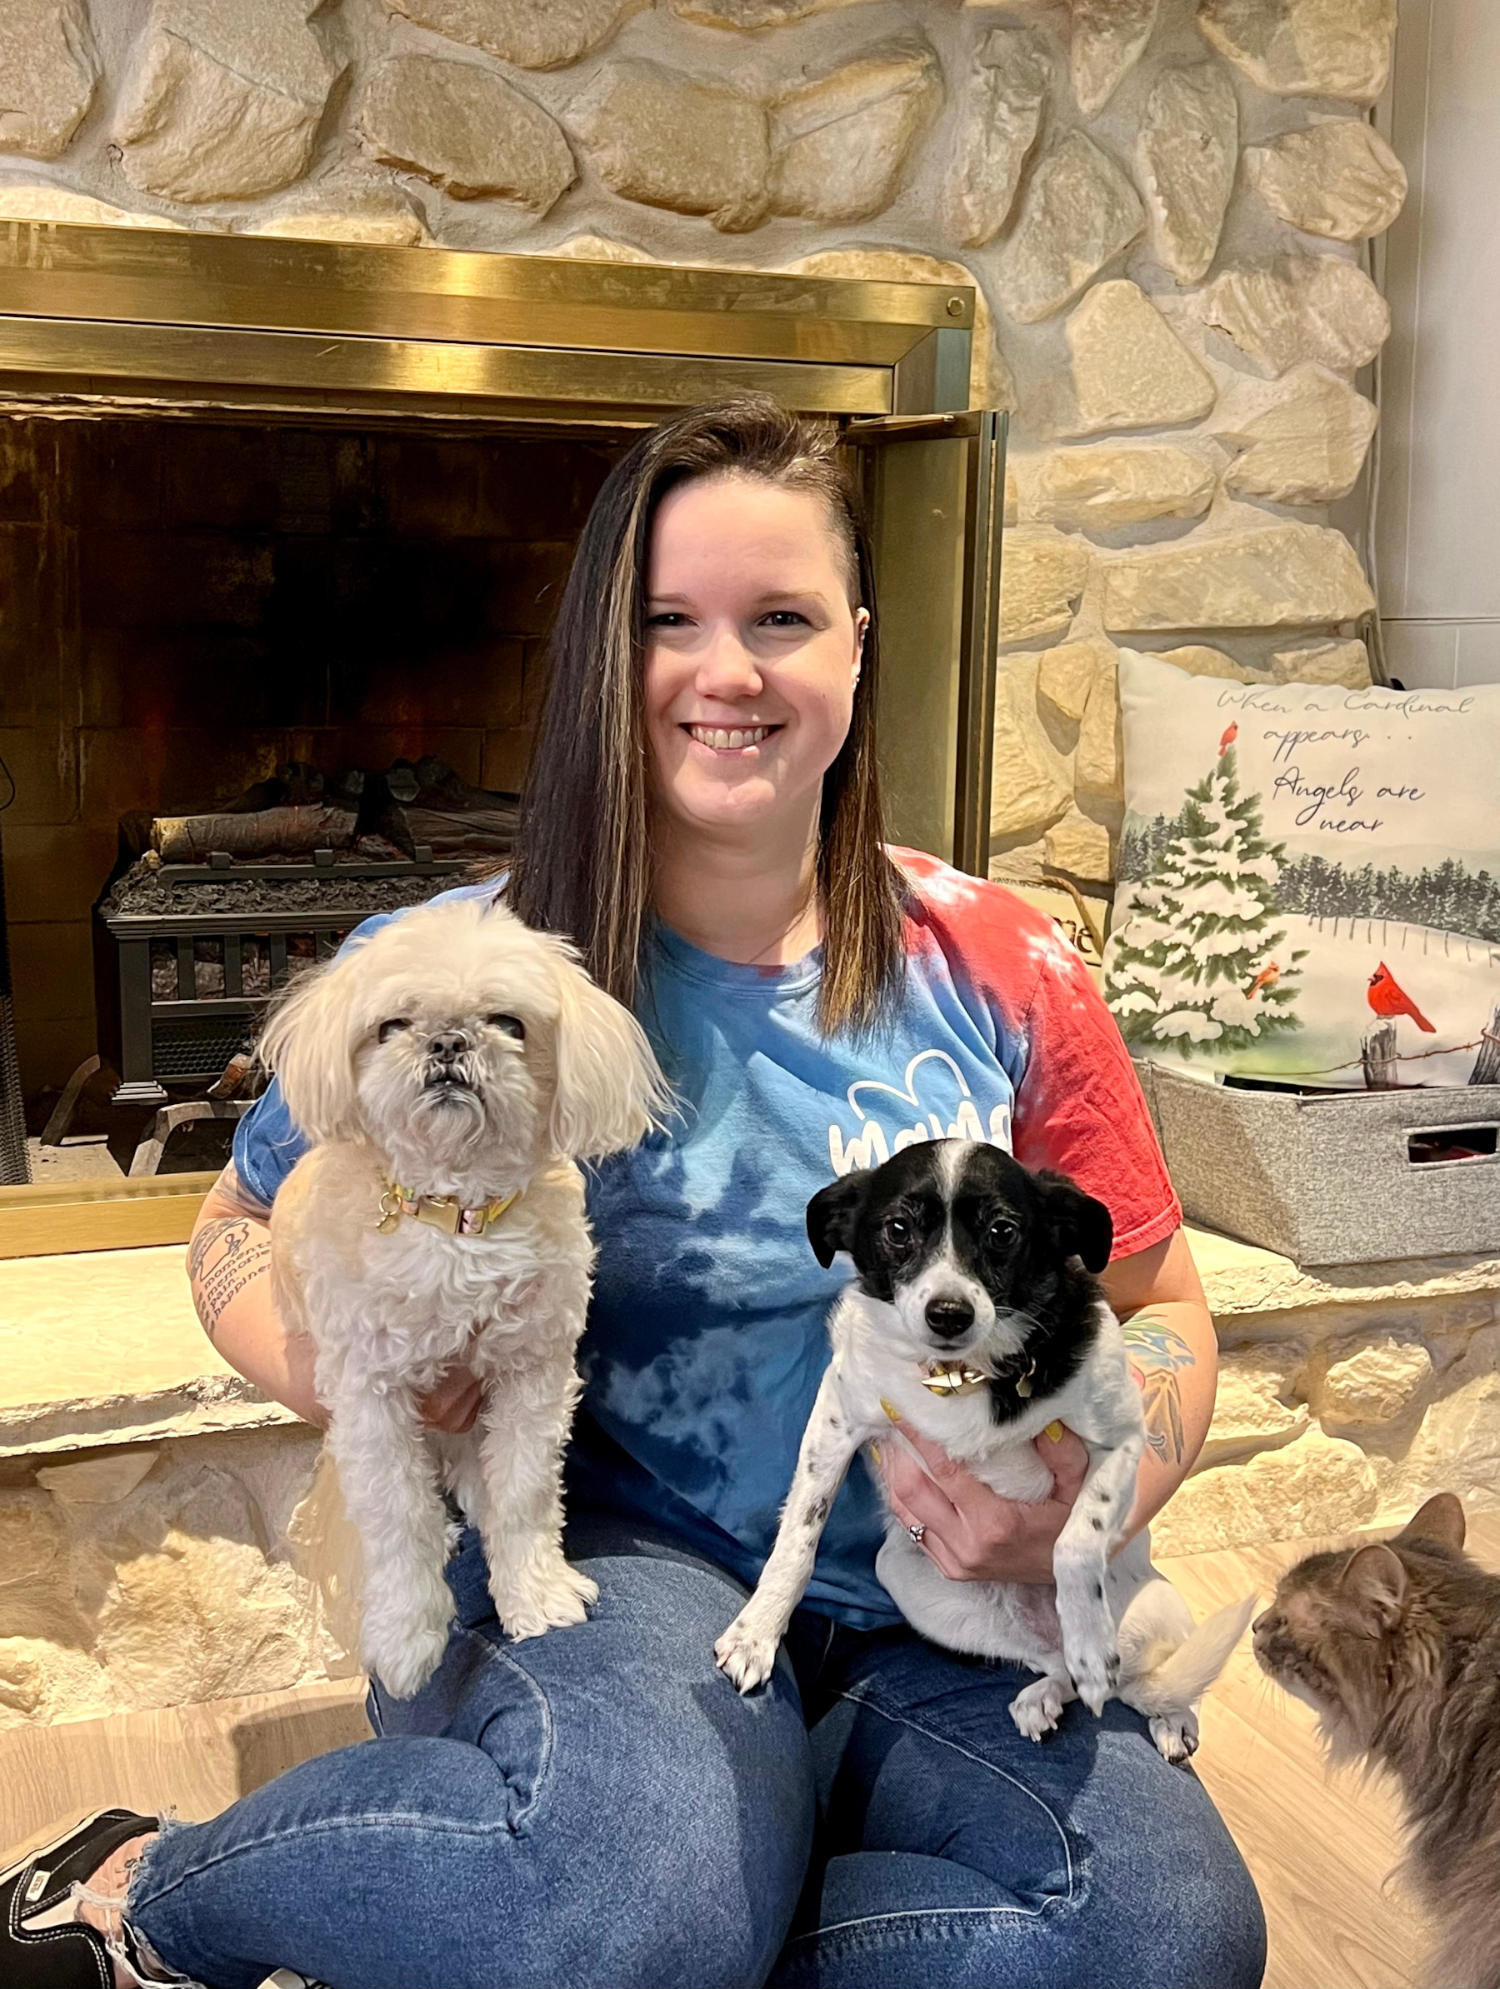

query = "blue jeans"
[127,1514,1265,1989]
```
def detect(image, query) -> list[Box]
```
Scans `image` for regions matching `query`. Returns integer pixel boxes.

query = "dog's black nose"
[924,1296,975,1339]
[428,1031,469,1062]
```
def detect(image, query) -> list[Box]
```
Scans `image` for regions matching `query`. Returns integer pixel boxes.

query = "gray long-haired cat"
[1253,1494,1500,1989]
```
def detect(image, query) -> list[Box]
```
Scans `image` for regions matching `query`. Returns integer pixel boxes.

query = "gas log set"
[52,758,516,1173]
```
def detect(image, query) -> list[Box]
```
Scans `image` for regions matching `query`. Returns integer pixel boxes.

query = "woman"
[8,398,1265,1989]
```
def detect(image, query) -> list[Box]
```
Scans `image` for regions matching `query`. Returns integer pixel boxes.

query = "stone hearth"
[2,1222,1496,1727]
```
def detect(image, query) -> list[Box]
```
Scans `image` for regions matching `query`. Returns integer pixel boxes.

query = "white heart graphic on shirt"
[830,1048,1010,1176]
[846,1049,971,1123]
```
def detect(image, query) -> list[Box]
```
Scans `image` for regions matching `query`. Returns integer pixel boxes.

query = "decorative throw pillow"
[1103,650,1500,1087]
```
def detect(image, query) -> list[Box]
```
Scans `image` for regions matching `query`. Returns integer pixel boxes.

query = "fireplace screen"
[0,224,1004,1245]
[5,406,621,1181]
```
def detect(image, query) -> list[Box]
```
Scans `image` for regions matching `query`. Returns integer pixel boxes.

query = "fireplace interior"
[0,411,626,1177]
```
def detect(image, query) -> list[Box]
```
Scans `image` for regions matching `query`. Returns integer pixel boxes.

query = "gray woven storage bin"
[1133,1060,1500,1267]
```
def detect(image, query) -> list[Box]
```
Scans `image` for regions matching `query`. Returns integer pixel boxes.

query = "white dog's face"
[354,971,548,1184]
[260,896,668,1189]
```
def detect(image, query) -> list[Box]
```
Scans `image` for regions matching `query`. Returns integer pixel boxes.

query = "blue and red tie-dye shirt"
[233,848,1180,1627]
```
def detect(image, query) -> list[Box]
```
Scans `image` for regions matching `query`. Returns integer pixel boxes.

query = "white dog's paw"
[713,1616,779,1694]
[494,1558,599,1641]
[1149,1709,1200,1766]
[1009,1675,1070,1743]
[365,1615,453,1700]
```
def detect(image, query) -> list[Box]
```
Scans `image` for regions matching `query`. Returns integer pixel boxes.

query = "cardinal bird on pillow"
[1368,962,1436,1033]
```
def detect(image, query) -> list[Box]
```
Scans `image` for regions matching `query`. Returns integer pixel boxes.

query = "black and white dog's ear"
[806,1173,870,1268]
[1036,1170,1113,1274]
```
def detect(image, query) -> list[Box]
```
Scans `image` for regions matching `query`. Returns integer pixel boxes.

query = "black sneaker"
[1,1809,158,1987]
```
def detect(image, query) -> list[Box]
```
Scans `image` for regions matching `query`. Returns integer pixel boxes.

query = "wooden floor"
[6,1522,1494,1989]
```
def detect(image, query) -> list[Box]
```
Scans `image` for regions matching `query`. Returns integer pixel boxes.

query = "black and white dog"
[715,1140,1252,1761]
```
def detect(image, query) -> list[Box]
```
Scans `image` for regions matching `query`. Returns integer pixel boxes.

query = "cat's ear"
[1396,1492,1466,1553]
[1340,1543,1407,1631]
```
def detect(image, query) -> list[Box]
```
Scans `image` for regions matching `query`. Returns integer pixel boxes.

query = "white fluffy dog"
[261,894,668,1698]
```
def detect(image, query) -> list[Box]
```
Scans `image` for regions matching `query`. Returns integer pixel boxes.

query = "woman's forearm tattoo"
[1121,1317,1196,1467]
[189,1216,272,1340]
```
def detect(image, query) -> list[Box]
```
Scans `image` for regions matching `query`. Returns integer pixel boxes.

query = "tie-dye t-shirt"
[232,848,1180,1627]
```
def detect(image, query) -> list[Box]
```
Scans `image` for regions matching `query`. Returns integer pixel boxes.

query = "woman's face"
[642,473,867,846]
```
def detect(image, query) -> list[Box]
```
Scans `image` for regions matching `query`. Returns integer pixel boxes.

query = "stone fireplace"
[0,0,1404,923]
[1,0,1413,1149]
[7,2,1498,1749]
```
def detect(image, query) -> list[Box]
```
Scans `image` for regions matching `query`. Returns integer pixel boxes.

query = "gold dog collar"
[919,1359,989,1398]
[376,1184,520,1238]
[919,1355,1037,1399]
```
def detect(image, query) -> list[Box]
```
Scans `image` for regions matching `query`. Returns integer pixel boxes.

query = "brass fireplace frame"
[0,224,1005,1253]
[0,221,975,424]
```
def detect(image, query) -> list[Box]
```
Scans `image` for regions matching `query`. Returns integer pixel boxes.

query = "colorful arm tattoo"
[1121,1316,1196,1467]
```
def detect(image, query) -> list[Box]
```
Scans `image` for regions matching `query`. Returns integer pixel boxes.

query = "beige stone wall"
[0,1243,332,1728]
[2,0,1400,907]
[1153,1236,1500,1558]
[0,1428,337,1726]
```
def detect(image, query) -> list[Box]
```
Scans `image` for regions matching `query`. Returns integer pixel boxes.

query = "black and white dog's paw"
[1149,1708,1200,1765]
[1062,1623,1120,1716]
[714,1615,780,1693]
[1009,1673,1071,1742]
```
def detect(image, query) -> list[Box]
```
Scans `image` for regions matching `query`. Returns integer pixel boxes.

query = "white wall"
[1377,0,1500,687]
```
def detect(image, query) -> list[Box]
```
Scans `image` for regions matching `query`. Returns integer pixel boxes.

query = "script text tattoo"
[191,1216,272,1341]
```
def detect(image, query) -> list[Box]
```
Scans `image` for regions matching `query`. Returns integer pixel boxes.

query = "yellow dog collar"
[376,1184,520,1238]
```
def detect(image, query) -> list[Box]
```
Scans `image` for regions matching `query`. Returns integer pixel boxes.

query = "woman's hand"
[875,1419,1091,1585]
[416,1359,483,1434]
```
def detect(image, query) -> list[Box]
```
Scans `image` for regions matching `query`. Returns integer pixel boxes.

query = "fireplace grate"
[148,1017,263,1082]
[94,848,467,1106]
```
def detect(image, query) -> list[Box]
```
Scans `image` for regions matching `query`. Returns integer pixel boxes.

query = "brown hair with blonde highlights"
[504,394,907,1036]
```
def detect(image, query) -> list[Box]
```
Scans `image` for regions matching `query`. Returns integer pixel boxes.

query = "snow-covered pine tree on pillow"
[1103,649,1500,1088]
